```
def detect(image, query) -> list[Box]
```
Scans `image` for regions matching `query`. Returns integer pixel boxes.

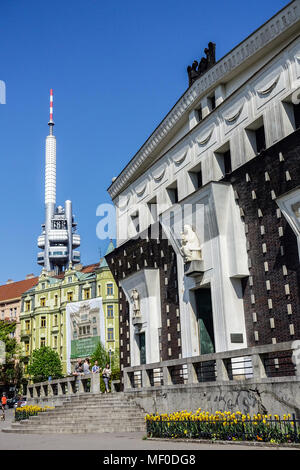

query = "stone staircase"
[2,393,147,434]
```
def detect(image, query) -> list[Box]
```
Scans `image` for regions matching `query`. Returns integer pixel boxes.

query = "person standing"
[102,363,111,393]
[83,358,91,375]
[92,360,100,374]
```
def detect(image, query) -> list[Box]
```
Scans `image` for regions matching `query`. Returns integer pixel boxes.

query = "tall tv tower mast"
[37,90,81,274]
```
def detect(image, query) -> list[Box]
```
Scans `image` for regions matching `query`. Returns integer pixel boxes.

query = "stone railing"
[123,341,300,391]
[27,373,101,400]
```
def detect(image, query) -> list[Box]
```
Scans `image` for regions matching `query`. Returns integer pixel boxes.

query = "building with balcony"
[20,242,119,375]
[105,1,300,388]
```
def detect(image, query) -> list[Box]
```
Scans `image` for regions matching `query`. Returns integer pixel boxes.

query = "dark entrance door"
[195,288,215,354]
[139,332,146,365]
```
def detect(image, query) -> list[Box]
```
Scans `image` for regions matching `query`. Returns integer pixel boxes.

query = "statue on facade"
[180,225,202,263]
[131,289,140,317]
[187,42,216,87]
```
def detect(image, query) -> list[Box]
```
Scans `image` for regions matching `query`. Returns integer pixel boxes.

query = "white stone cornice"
[108,0,300,200]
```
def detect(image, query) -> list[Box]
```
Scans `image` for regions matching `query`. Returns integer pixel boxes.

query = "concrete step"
[32,412,145,420]
[4,424,146,434]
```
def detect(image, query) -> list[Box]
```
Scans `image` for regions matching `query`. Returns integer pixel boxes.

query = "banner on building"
[66,298,105,374]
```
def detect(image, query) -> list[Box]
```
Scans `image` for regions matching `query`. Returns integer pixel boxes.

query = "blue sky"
[0,0,289,285]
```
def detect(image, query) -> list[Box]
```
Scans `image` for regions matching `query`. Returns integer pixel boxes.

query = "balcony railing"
[123,341,300,391]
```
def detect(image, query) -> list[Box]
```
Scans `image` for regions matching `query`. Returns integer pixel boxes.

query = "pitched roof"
[0,277,39,302]
[100,241,115,268]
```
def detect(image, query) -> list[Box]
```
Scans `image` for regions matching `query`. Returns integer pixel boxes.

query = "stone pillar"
[163,366,172,386]
[142,368,151,388]
[91,373,100,394]
[216,359,229,381]
[67,378,75,395]
[57,380,64,396]
[123,370,132,391]
[252,354,267,379]
[78,377,85,393]
[187,362,197,384]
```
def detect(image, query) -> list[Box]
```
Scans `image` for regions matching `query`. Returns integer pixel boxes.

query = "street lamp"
[109,348,112,370]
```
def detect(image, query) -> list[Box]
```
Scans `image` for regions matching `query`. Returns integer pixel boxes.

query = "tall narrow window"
[189,163,203,191]
[40,338,46,347]
[166,181,179,204]
[25,301,31,312]
[54,295,58,307]
[84,288,90,300]
[107,305,114,318]
[40,297,46,307]
[207,92,216,111]
[107,328,114,341]
[255,125,266,154]
[107,283,114,296]
[215,143,232,177]
[67,292,73,302]
[245,117,266,157]
[197,105,202,122]
[41,316,46,328]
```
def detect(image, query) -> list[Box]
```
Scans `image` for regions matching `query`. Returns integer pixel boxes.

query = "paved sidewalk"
[0,409,296,450]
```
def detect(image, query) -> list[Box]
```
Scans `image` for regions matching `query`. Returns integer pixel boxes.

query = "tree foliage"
[28,346,63,383]
[90,342,120,391]
[0,320,22,389]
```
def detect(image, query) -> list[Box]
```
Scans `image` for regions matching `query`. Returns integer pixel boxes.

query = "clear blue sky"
[0,0,289,285]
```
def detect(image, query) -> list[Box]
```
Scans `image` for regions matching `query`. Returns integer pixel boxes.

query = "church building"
[105,1,300,387]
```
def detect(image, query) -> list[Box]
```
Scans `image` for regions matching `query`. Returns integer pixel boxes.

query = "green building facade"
[20,242,119,375]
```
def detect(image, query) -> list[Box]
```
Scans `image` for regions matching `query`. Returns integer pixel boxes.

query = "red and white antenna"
[49,88,54,122]
[48,89,54,134]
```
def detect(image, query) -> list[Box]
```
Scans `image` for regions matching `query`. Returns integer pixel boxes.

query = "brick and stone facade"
[227,128,300,347]
[105,3,300,384]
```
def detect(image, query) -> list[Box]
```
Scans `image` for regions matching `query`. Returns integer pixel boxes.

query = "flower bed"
[15,405,54,421]
[145,409,300,444]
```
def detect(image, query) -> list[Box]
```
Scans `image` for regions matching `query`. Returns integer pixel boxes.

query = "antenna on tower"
[48,89,54,134]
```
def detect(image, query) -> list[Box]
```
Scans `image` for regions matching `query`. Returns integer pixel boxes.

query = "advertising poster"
[66,298,105,374]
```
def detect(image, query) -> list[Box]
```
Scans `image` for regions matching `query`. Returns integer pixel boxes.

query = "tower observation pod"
[37,90,81,274]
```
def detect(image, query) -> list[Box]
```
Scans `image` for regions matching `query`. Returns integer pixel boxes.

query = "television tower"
[37,90,81,273]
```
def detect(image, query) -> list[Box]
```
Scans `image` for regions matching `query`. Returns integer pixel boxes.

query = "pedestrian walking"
[1,393,7,420]
[102,363,111,393]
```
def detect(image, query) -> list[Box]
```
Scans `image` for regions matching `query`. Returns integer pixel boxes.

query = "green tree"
[0,320,22,390]
[90,342,120,392]
[28,346,63,383]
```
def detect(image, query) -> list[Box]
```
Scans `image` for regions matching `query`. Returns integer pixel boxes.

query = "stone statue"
[187,42,216,86]
[180,225,202,263]
[131,289,140,317]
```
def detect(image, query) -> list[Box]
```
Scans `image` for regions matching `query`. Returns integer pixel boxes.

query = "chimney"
[6,279,13,284]
[26,274,35,280]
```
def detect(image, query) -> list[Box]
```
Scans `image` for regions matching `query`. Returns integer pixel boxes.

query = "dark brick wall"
[226,128,300,347]
[105,223,180,380]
